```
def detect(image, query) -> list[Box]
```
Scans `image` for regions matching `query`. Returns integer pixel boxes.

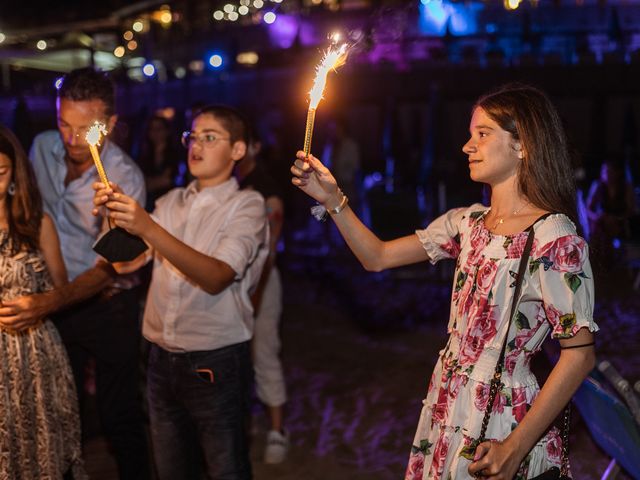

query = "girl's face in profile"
[0,153,12,202]
[462,107,521,187]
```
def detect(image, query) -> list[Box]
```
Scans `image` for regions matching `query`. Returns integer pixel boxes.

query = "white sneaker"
[263,429,289,464]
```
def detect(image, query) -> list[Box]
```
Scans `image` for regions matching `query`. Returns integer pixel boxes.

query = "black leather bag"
[530,465,570,480]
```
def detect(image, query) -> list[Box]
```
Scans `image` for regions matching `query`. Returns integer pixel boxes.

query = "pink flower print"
[427,370,437,395]
[459,305,498,365]
[475,259,498,297]
[467,224,490,265]
[543,303,562,327]
[459,333,484,366]
[511,387,529,423]
[428,436,451,480]
[491,389,508,414]
[447,371,468,401]
[505,352,518,376]
[456,272,475,320]
[504,234,531,259]
[543,303,577,337]
[440,238,461,259]
[474,383,490,412]
[545,429,563,463]
[432,386,449,424]
[505,325,535,374]
[538,235,587,274]
[405,451,425,480]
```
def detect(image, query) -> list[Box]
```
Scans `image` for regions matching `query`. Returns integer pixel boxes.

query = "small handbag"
[476,214,570,480]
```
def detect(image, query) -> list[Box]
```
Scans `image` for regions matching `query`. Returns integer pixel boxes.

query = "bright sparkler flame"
[308,43,348,110]
[85,121,108,146]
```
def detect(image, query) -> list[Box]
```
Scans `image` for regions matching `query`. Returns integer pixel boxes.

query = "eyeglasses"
[181,131,230,149]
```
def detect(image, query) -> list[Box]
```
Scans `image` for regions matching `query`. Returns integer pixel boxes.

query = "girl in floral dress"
[291,84,597,479]
[0,126,86,479]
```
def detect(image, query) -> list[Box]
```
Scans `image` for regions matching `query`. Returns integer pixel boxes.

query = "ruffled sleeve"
[415,204,484,264]
[532,216,598,338]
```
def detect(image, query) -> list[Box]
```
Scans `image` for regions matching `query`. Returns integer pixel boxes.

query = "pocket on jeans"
[189,351,238,387]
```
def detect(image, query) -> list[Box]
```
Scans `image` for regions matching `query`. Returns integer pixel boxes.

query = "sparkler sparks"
[85,121,110,187]
[303,43,349,157]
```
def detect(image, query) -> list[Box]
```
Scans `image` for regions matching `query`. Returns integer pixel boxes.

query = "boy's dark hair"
[193,105,249,145]
[57,67,116,117]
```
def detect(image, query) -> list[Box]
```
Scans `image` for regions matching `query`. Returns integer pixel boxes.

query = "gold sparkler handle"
[89,144,110,187]
[303,108,316,158]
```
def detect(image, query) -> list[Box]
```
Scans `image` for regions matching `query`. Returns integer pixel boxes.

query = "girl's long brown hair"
[0,125,43,253]
[475,84,579,226]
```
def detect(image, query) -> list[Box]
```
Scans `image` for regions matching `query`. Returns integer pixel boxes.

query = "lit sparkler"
[303,43,348,158]
[85,121,110,187]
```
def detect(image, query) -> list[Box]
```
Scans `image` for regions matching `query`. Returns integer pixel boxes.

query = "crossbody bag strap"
[477,221,536,442]
[476,212,570,476]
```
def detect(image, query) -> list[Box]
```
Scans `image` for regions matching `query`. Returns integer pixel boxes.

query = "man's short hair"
[57,67,115,117]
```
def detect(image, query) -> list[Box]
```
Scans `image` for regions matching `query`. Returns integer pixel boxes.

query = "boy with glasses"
[94,105,268,479]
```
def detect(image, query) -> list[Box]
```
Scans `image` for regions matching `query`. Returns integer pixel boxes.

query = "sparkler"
[85,121,110,187]
[303,43,348,158]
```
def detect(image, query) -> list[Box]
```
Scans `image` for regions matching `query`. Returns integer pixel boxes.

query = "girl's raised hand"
[291,151,339,206]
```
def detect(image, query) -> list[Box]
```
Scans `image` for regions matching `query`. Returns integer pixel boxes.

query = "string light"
[209,54,223,68]
[504,0,521,10]
[212,0,284,23]
[36,40,47,50]
[114,46,126,57]
[237,51,259,65]
[0,33,5,44]
[142,63,156,77]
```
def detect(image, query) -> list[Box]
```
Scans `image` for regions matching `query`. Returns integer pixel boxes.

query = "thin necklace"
[490,201,529,231]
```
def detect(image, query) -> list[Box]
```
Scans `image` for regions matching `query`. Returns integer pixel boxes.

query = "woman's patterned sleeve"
[415,206,472,265]
[534,232,599,338]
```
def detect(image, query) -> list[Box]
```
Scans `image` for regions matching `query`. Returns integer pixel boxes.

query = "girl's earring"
[7,182,15,196]
[517,151,524,159]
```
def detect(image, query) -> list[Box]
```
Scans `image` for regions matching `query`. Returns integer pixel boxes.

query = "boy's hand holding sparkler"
[93,182,154,238]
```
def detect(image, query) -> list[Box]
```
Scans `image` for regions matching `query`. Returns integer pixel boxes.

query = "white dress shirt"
[143,177,268,352]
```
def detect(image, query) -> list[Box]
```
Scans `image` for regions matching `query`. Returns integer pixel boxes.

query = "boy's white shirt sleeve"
[211,192,268,280]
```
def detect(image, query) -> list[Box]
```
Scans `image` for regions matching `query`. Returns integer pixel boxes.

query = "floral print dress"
[0,230,87,479]
[405,205,598,480]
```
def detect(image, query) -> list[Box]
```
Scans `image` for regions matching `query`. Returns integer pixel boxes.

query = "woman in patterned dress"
[0,126,86,479]
[291,84,597,479]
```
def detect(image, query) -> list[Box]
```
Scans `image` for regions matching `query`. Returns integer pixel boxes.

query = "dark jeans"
[54,289,150,480]
[148,341,252,480]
